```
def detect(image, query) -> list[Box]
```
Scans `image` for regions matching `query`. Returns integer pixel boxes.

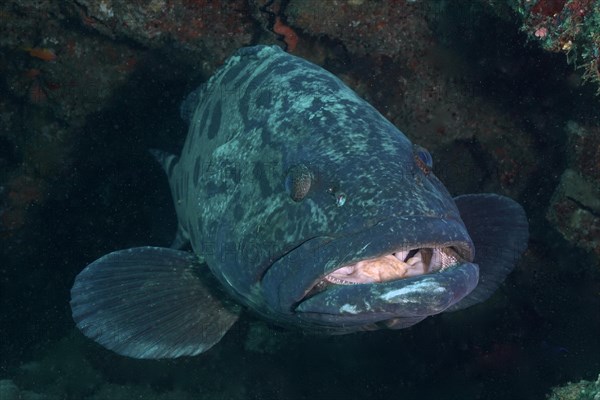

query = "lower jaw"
[260,216,475,324]
[294,261,479,330]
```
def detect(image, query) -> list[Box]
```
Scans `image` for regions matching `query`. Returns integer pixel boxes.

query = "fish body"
[71,45,528,359]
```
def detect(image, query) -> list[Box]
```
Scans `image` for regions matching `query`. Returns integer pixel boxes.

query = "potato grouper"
[70,45,529,359]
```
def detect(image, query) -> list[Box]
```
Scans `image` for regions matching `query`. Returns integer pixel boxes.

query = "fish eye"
[413,145,433,174]
[285,164,313,201]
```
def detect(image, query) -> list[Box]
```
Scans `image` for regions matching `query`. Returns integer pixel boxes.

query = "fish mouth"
[318,247,460,286]
[260,215,479,332]
[294,243,478,331]
[298,244,471,308]
[260,215,479,333]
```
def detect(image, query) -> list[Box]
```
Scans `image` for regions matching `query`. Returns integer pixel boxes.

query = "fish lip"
[308,244,466,289]
[294,261,480,329]
[260,215,475,323]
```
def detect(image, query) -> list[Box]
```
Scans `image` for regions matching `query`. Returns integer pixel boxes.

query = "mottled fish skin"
[168,45,478,331]
[69,45,527,358]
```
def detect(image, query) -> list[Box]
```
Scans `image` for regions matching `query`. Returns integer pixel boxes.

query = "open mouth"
[293,243,478,330]
[322,247,461,285]
[260,216,478,331]
[302,246,463,299]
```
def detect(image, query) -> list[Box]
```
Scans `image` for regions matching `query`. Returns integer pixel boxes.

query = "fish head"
[250,115,477,332]
[201,87,477,332]
[185,46,519,334]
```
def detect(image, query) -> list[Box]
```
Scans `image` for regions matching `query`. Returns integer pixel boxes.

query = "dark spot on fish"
[221,61,247,88]
[307,97,325,114]
[260,125,271,145]
[193,158,202,183]
[207,100,222,140]
[265,59,297,81]
[239,97,249,126]
[253,161,272,196]
[247,70,267,90]
[198,105,211,140]
[239,69,273,125]
[256,90,273,109]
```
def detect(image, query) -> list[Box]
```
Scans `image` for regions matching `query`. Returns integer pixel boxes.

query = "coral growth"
[510,0,600,93]
[70,0,255,67]
[547,374,600,400]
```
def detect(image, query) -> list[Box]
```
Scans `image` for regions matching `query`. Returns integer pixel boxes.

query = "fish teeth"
[431,248,459,271]
[393,250,409,261]
[324,275,359,285]
[323,247,461,286]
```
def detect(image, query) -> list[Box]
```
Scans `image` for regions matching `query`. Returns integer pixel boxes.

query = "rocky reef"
[547,122,600,260]
[509,0,600,94]
[548,374,600,400]
[1,1,599,399]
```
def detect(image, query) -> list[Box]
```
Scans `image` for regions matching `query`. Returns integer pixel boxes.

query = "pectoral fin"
[70,246,240,359]
[447,194,529,311]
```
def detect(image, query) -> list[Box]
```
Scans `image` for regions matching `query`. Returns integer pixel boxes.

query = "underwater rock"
[547,374,600,400]
[14,334,102,398]
[0,379,58,400]
[68,0,254,67]
[0,0,142,238]
[0,380,19,400]
[547,122,600,260]
[285,0,432,57]
[244,321,288,355]
[507,0,600,94]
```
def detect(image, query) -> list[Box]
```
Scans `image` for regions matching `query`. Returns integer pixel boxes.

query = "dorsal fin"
[149,149,178,180]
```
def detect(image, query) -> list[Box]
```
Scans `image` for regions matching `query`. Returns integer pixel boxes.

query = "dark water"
[1,2,599,400]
